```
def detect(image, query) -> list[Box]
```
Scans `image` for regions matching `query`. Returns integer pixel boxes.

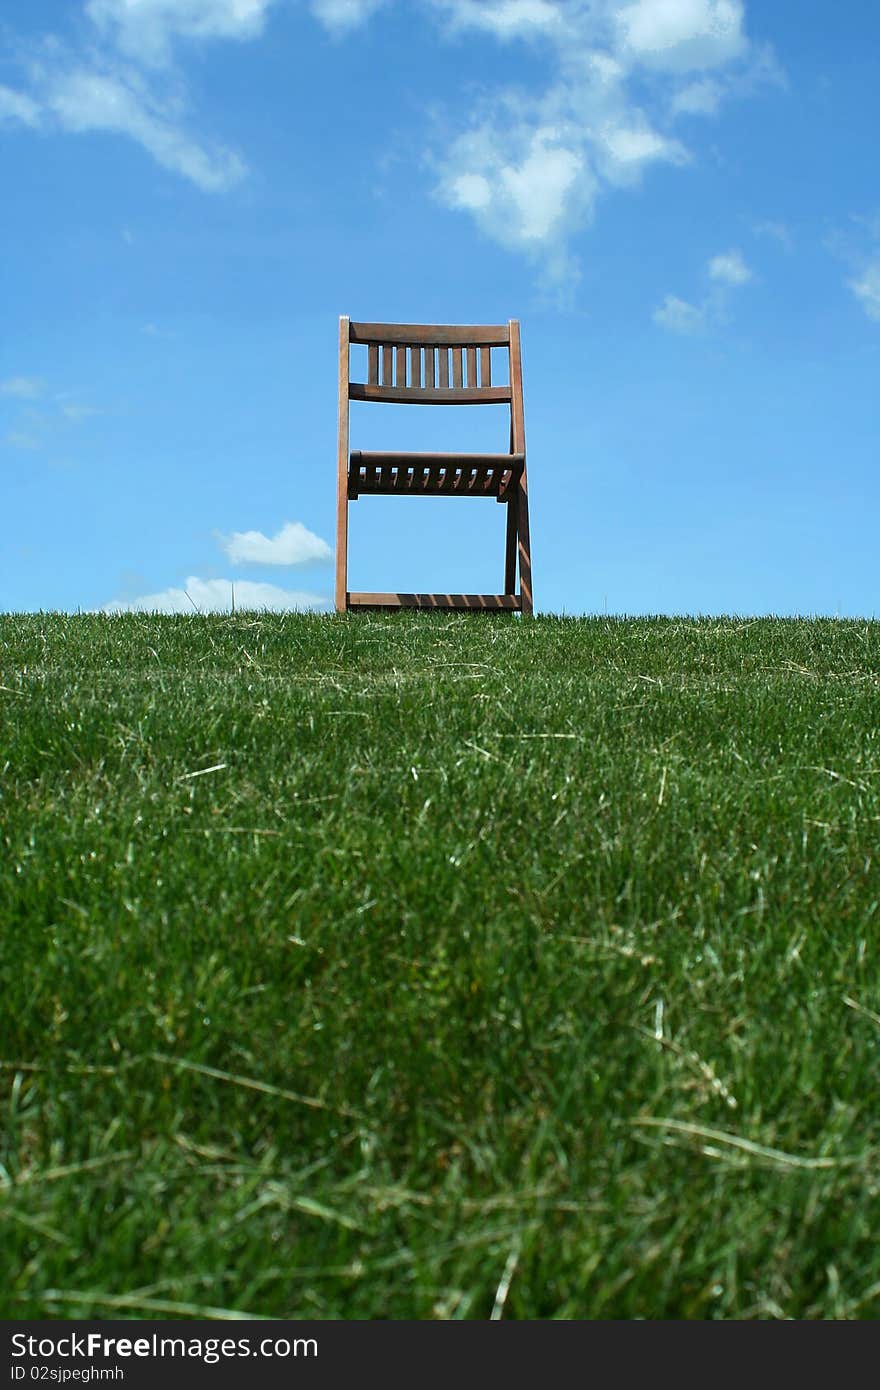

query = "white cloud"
[220,520,333,566]
[708,247,751,284]
[86,0,277,66]
[434,36,689,272]
[614,0,747,73]
[445,126,584,245]
[310,0,390,31]
[595,121,687,183]
[435,99,682,274]
[0,83,41,126]
[448,171,492,211]
[848,264,880,322]
[430,0,763,277]
[1,376,45,399]
[501,141,582,242]
[100,576,331,613]
[652,294,706,334]
[45,66,246,191]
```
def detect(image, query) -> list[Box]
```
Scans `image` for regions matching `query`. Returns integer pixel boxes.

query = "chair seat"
[348,450,524,500]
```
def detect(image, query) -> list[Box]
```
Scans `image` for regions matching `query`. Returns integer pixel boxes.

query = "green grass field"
[2,612,880,1319]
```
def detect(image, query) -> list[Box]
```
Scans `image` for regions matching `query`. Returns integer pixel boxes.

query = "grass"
[1,610,880,1320]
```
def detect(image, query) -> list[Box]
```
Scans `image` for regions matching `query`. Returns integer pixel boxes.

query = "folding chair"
[335,318,532,614]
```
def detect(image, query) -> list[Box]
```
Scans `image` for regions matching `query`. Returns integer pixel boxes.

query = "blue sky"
[2,0,878,617]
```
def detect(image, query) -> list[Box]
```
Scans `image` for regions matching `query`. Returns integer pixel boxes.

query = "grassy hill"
[2,612,879,1319]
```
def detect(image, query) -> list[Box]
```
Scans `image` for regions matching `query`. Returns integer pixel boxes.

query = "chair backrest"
[344,320,517,407]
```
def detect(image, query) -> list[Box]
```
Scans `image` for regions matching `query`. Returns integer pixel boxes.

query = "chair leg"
[504,496,518,596]
[516,473,533,615]
[335,444,348,608]
[335,479,348,612]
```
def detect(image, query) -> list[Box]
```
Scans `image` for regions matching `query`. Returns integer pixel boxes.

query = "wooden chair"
[335,318,532,614]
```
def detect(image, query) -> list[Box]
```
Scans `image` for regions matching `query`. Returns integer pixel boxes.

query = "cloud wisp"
[654,245,753,333]
[653,293,706,335]
[0,83,42,127]
[310,0,391,33]
[848,265,880,322]
[826,213,880,324]
[85,0,278,67]
[0,377,105,453]
[0,0,261,191]
[0,377,46,399]
[3,431,43,452]
[708,248,753,285]
[44,64,246,191]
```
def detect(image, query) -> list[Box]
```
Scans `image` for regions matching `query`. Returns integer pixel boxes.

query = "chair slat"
[469,464,491,493]
[409,346,421,390]
[382,346,393,386]
[396,345,406,388]
[368,345,379,385]
[452,348,463,389]
[466,347,477,388]
[350,384,511,405]
[350,323,510,346]
[425,346,435,389]
[480,346,491,387]
[438,348,449,389]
